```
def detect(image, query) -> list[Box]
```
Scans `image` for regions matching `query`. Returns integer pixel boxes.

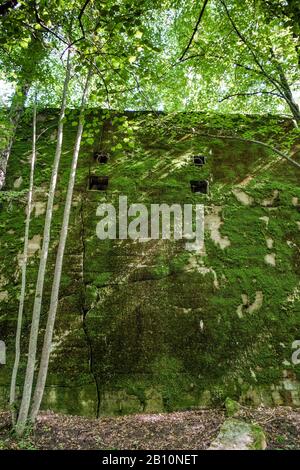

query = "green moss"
[225,397,241,417]
[250,424,267,450]
[93,272,113,287]
[151,355,195,412]
[150,264,170,279]
[1,110,300,416]
[169,252,190,273]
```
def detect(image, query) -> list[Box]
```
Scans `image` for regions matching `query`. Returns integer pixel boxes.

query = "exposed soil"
[0,406,299,450]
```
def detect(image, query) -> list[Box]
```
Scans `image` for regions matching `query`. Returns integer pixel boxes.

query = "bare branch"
[219,0,284,94]
[194,131,300,169]
[219,90,283,102]
[33,0,69,47]
[65,0,92,51]
[179,0,210,61]
[175,51,270,78]
[91,62,111,108]
[78,0,91,37]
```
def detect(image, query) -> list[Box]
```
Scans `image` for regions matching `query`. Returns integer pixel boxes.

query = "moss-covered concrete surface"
[0,110,299,416]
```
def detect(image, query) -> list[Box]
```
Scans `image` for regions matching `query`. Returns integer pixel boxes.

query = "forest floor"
[0,406,300,450]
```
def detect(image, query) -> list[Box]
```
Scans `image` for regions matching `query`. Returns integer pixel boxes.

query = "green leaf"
[128,56,137,64]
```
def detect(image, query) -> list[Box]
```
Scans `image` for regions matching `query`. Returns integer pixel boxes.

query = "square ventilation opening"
[190,180,209,194]
[193,155,206,166]
[93,152,108,164]
[88,175,109,191]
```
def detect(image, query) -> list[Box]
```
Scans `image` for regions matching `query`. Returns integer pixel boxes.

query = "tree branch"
[194,131,300,169]
[66,0,92,50]
[175,51,270,78]
[33,0,69,46]
[31,0,154,112]
[179,0,210,61]
[219,0,284,94]
[269,48,300,120]
[78,0,91,37]
[219,90,283,102]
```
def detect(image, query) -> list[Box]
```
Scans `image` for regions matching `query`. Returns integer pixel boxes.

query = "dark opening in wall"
[190,180,209,194]
[94,152,109,164]
[193,155,206,166]
[88,175,109,191]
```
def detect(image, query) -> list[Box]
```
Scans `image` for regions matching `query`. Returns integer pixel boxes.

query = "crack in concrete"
[79,193,101,418]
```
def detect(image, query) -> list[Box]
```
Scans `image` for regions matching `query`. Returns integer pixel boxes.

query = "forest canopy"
[0,0,299,116]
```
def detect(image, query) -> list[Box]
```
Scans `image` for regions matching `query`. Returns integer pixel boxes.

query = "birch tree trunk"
[16,50,72,435]
[0,82,30,190]
[0,35,45,190]
[9,93,37,426]
[30,68,93,422]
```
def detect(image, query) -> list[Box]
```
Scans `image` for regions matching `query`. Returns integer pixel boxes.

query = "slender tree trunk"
[0,35,45,190]
[30,68,92,422]
[279,71,300,123]
[9,94,37,425]
[16,50,72,436]
[0,82,30,190]
[269,50,300,123]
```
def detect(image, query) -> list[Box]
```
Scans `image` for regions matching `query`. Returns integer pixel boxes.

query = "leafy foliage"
[0,0,298,116]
